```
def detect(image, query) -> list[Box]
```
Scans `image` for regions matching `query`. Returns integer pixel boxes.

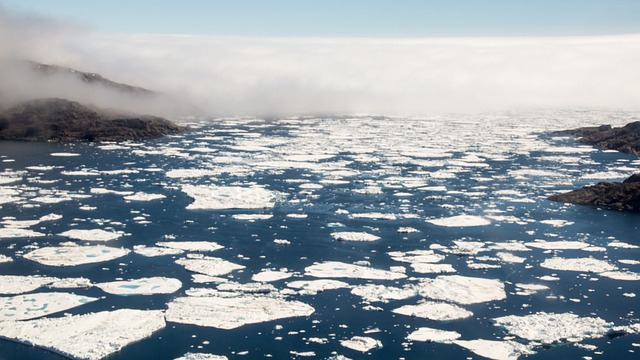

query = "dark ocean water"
[0,111,639,360]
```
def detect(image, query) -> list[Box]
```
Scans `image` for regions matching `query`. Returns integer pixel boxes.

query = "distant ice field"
[0,109,639,359]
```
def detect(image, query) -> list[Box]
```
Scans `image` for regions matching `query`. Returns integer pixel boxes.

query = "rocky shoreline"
[549,122,640,212]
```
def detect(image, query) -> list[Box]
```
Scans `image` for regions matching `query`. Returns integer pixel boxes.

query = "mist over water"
[2,7,640,117]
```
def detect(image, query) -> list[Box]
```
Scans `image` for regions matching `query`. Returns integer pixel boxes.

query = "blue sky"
[2,0,640,37]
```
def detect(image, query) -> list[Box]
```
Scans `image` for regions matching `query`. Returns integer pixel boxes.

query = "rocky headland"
[0,60,188,142]
[0,98,186,142]
[550,122,640,212]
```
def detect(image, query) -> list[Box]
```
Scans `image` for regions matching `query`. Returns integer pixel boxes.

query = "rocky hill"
[0,98,186,142]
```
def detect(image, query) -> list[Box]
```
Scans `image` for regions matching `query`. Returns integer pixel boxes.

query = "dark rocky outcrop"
[548,173,640,212]
[0,98,186,142]
[558,121,640,155]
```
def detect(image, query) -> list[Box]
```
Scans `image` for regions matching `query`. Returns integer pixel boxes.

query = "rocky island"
[550,122,640,212]
[0,60,187,142]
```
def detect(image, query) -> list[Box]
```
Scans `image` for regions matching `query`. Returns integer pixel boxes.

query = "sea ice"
[351,284,417,303]
[394,298,473,320]
[24,244,130,266]
[175,256,245,277]
[181,184,281,210]
[123,192,166,201]
[540,257,617,273]
[305,261,406,280]
[286,279,351,295]
[232,214,273,220]
[407,327,461,342]
[453,339,534,360]
[0,292,97,320]
[339,336,382,352]
[330,232,381,242]
[525,240,589,250]
[95,277,182,295]
[426,215,491,227]
[514,283,549,296]
[174,353,228,360]
[133,245,184,257]
[493,312,612,344]
[59,229,123,242]
[0,275,59,295]
[166,291,314,329]
[0,309,165,360]
[411,263,457,273]
[0,228,45,238]
[599,271,640,281]
[0,254,12,263]
[388,250,445,264]
[157,241,224,252]
[497,252,527,264]
[251,270,292,282]
[417,275,506,305]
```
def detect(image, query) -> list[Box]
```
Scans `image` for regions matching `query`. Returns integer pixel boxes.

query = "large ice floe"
[330,231,381,242]
[0,309,165,360]
[166,289,314,329]
[59,229,123,242]
[305,261,406,280]
[453,339,534,360]
[426,215,491,227]
[493,312,613,344]
[181,185,281,210]
[23,244,130,266]
[95,277,182,295]
[416,275,506,304]
[0,292,97,320]
[175,255,245,277]
[392,300,473,321]
[539,257,617,273]
[407,327,461,343]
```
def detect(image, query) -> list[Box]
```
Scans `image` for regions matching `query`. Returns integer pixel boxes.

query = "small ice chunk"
[0,309,165,360]
[494,312,612,344]
[24,245,130,266]
[514,283,549,296]
[397,227,419,233]
[59,229,123,242]
[348,213,397,220]
[0,254,11,263]
[252,270,292,282]
[392,300,473,321]
[331,232,381,242]
[273,239,291,245]
[417,275,506,305]
[426,215,491,227]
[454,339,534,360]
[540,257,617,273]
[340,336,382,352]
[497,252,526,264]
[539,220,574,227]
[407,327,461,343]
[0,292,97,320]
[232,214,273,220]
[305,261,406,280]
[50,152,80,157]
[175,256,245,277]
[166,292,314,329]
[157,241,224,252]
[95,277,182,295]
[182,185,281,210]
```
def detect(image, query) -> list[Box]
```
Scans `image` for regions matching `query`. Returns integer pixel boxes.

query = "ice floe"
[339,336,382,352]
[251,270,292,282]
[24,244,130,266]
[0,309,165,360]
[453,339,534,360]
[392,300,473,321]
[540,257,617,273]
[166,290,314,329]
[175,255,245,277]
[95,277,182,295]
[351,284,417,303]
[330,232,381,242]
[157,241,224,252]
[182,185,281,210]
[175,353,228,360]
[305,261,406,280]
[286,279,350,295]
[0,228,45,238]
[426,215,491,227]
[514,283,549,296]
[417,275,506,305]
[407,327,461,343]
[525,240,589,250]
[493,312,612,344]
[0,254,12,263]
[133,245,184,257]
[59,229,123,242]
[0,292,97,320]
[123,192,166,201]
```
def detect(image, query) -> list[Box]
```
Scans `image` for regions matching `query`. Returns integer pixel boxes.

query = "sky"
[1,1,640,116]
